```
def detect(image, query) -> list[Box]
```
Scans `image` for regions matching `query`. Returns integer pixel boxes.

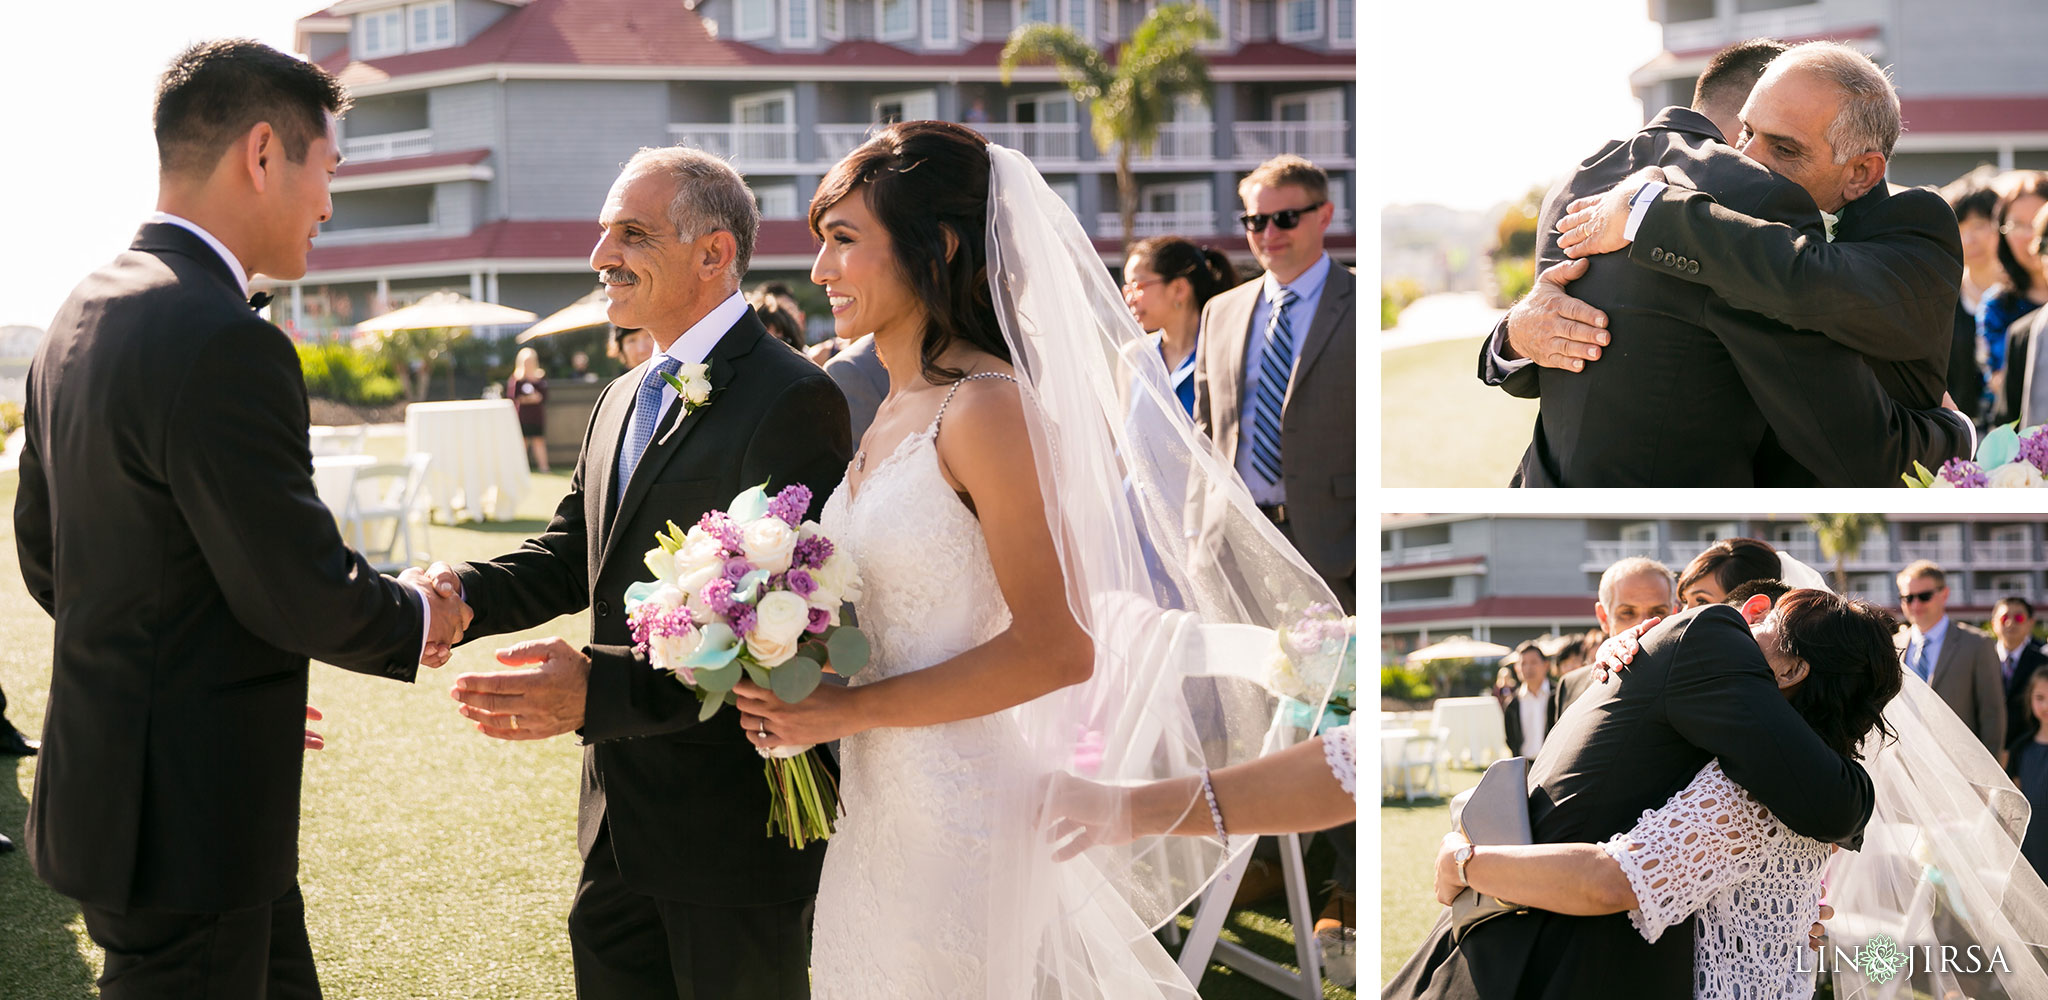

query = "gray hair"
[622,145,760,283]
[1599,556,1675,609]
[1777,41,1900,162]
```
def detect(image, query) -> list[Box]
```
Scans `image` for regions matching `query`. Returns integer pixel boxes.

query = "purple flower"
[721,556,754,584]
[1938,458,1989,488]
[731,605,758,637]
[786,569,818,599]
[806,607,832,634]
[701,577,737,616]
[698,511,744,551]
[792,536,834,570]
[2019,428,2048,474]
[768,484,813,527]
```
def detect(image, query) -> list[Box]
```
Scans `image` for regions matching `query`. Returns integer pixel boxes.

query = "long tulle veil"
[972,143,1348,998]
[1781,553,2048,996]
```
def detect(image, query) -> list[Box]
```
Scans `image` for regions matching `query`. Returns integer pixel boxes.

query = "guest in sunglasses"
[1190,153,1355,613]
[1995,595,2048,760]
[1896,559,2005,754]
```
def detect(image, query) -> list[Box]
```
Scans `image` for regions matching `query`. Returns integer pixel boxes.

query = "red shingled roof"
[305,0,1351,82]
[1901,96,2048,134]
[336,148,492,177]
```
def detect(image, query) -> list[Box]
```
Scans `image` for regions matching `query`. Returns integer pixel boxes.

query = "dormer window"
[357,1,457,58]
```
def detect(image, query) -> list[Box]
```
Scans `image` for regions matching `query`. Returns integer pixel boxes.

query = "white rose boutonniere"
[656,363,715,444]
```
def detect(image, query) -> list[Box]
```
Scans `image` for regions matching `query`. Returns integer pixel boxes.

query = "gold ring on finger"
[509,715,520,731]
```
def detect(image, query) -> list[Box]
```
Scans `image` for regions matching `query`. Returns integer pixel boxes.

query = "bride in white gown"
[733,121,1345,998]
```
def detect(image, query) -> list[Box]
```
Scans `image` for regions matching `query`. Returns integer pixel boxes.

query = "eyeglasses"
[1900,588,1942,605]
[1999,612,2032,624]
[1239,202,1326,234]
[1121,276,1165,293]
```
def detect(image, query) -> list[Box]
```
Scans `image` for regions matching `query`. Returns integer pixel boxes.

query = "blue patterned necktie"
[618,356,683,490]
[1248,286,1298,487]
[1909,636,1929,681]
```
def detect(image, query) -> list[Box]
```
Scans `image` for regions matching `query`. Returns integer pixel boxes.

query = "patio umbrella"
[1405,636,1511,664]
[515,286,611,343]
[353,290,538,333]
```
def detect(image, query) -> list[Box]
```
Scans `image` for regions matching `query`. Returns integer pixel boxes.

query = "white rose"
[649,632,693,674]
[745,592,812,667]
[643,547,678,584]
[650,584,686,612]
[1987,462,2047,489]
[674,526,728,575]
[677,563,722,623]
[741,516,799,575]
[1927,477,1957,489]
[808,552,862,607]
[675,363,712,405]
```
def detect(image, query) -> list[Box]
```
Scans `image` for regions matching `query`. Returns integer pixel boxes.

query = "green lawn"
[1380,337,1539,488]
[1379,766,1486,987]
[0,469,1341,999]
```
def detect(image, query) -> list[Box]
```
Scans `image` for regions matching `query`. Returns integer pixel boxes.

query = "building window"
[874,89,937,123]
[359,8,405,58]
[783,0,816,44]
[925,0,956,46]
[821,0,843,39]
[1278,0,1320,41]
[1330,0,1352,46]
[408,0,454,50]
[754,183,800,219]
[1047,179,1080,216]
[735,0,774,40]
[880,0,916,40]
[1017,0,1052,26]
[1065,0,1091,38]
[959,0,979,39]
[1195,0,1227,48]
[732,91,796,163]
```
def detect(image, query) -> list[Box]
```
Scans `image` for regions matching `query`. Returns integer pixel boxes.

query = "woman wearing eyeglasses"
[1121,237,1238,416]
[1981,172,2048,420]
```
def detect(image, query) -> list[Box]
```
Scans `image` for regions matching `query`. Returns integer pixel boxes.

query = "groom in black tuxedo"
[1478,39,1970,486]
[419,148,850,999]
[14,41,469,998]
[1384,598,1876,998]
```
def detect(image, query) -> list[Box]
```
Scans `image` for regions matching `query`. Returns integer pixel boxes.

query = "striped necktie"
[1909,636,1930,681]
[1247,286,1298,487]
[618,356,683,491]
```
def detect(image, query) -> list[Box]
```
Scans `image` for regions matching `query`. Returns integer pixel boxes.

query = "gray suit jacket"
[1899,619,2006,753]
[1191,258,1355,609]
[823,334,889,443]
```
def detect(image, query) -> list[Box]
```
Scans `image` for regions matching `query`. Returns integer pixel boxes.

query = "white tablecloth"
[404,400,530,521]
[1430,696,1508,768]
[312,454,376,521]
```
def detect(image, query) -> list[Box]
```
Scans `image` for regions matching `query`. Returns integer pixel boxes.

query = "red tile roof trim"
[336,148,492,177]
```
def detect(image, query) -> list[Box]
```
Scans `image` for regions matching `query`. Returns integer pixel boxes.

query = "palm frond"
[999,23,1110,101]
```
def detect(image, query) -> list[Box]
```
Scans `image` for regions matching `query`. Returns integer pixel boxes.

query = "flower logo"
[1856,934,1908,985]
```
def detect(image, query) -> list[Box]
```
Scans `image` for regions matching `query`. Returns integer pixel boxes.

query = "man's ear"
[1740,593,1773,625]
[1594,604,1612,634]
[1843,152,1888,202]
[242,122,277,194]
[700,230,738,278]
[1779,657,1811,689]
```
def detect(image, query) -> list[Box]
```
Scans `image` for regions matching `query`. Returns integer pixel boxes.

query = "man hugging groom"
[1479,38,1976,487]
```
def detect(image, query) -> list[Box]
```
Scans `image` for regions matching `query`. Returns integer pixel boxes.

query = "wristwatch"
[1453,840,1476,888]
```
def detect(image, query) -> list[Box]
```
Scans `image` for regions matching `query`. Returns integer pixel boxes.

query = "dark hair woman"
[1122,237,1238,415]
[1677,537,1783,607]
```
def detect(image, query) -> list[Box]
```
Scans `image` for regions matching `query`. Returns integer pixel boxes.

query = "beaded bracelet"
[1200,768,1228,843]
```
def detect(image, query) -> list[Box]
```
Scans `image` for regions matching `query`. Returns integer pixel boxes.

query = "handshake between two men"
[396,561,595,742]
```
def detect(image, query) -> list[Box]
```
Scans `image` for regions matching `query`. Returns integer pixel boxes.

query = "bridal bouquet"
[1267,603,1355,732]
[624,482,869,848]
[1905,423,2048,488]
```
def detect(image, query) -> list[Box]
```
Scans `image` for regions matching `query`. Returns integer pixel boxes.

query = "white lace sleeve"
[1598,761,1782,944]
[1322,723,1355,796]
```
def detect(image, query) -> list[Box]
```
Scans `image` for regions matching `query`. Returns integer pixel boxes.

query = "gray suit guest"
[1192,154,1355,611]
[824,333,889,443]
[1897,559,2007,753]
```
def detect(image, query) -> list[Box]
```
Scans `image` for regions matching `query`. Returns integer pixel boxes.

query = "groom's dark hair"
[1770,590,1902,760]
[154,39,350,177]
[1693,38,1788,117]
[1724,579,1790,605]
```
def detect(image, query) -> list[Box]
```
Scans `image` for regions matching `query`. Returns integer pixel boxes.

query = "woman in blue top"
[1982,173,2048,421]
[1122,236,1238,416]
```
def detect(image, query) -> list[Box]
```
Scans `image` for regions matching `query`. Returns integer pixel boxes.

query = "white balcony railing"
[667,123,799,167]
[1096,210,1220,238]
[312,222,442,247]
[1131,123,1215,163]
[1973,539,2036,564]
[1584,540,1661,571]
[976,123,1081,162]
[341,128,434,163]
[1384,543,1454,566]
[816,123,881,163]
[1898,540,1965,565]
[1232,120,1350,162]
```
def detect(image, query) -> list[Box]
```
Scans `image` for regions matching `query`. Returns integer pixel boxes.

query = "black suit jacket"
[1477,107,1967,487]
[453,310,852,906]
[15,223,428,912]
[2003,638,2048,752]
[1385,604,1874,999]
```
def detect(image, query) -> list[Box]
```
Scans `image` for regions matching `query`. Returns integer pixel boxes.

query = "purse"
[1449,755,1534,942]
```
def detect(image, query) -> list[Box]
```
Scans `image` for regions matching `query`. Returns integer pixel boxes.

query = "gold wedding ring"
[509,715,520,731]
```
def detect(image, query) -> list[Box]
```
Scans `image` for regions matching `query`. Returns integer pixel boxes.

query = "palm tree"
[1807,513,1887,594]
[999,4,1218,250]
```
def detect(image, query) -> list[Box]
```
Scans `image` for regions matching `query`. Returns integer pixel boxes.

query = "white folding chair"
[346,453,433,572]
[1394,729,1447,801]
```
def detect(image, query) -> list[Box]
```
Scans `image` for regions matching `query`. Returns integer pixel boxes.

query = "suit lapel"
[1209,284,1256,463]
[591,376,640,548]
[597,316,763,573]
[1929,621,1961,688]
[1289,264,1352,402]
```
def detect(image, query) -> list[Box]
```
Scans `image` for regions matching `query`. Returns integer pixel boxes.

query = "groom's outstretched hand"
[451,638,590,740]
[401,562,470,667]
[1504,259,1609,372]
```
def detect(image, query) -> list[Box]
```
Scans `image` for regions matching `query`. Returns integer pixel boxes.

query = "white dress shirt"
[1518,680,1551,758]
[615,290,750,485]
[1234,252,1333,506]
[146,212,250,297]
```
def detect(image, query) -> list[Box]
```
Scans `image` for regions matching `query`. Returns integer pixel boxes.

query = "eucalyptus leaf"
[695,660,742,693]
[743,661,772,689]
[697,690,724,722]
[728,482,772,523]
[826,626,871,678]
[771,656,823,703]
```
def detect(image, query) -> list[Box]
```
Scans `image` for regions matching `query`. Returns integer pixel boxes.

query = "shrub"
[0,400,21,435]
[299,341,402,406]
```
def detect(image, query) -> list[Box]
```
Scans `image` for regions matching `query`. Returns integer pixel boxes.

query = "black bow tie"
[248,291,273,311]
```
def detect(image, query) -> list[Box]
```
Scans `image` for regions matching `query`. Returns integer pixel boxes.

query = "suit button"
[1650,248,1665,262]
[596,599,611,617]
[1687,260,1700,274]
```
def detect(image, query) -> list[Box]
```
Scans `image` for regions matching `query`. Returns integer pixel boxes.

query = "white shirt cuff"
[416,584,434,665]
[1621,180,1669,242]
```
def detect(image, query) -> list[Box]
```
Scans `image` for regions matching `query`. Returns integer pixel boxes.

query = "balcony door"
[874,89,937,125]
[732,91,795,164]
[1273,89,1346,159]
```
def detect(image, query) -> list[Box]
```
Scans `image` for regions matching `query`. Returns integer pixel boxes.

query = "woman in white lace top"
[1433,587,1902,1000]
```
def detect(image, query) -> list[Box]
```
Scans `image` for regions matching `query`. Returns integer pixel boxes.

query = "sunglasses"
[2000,612,2032,624]
[1900,588,1942,605]
[1239,202,1326,233]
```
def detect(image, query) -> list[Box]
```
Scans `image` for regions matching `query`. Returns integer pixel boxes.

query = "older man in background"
[1552,556,1677,717]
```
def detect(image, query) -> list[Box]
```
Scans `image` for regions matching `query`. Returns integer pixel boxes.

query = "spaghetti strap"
[931,371,1018,435]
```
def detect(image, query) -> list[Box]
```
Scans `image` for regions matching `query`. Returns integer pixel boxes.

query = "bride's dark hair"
[1769,589,1902,760]
[807,120,1010,386]
[1678,537,1781,601]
